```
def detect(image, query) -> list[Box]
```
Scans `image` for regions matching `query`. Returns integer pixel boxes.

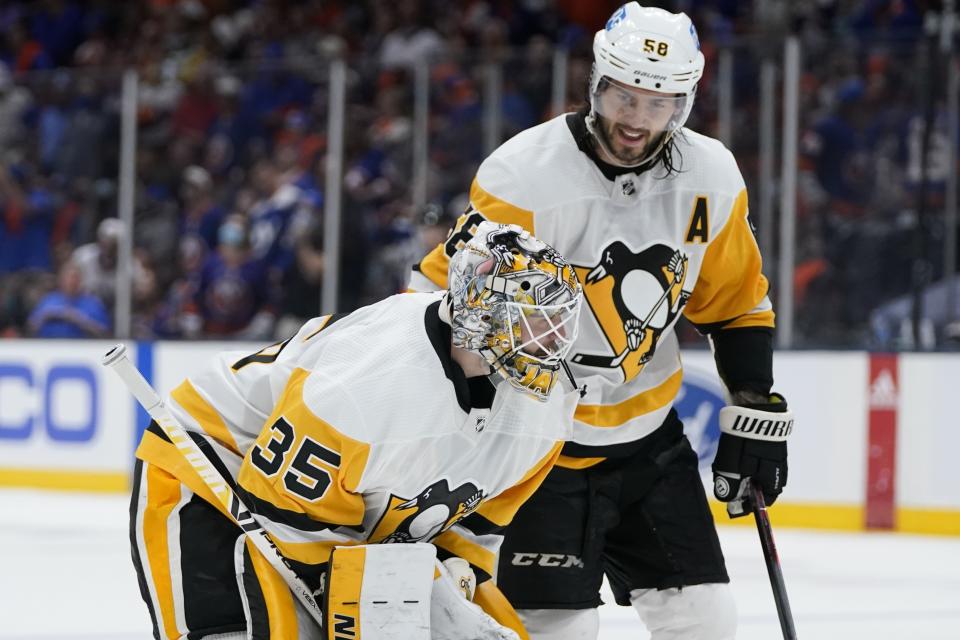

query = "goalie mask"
[587,3,704,168]
[447,222,583,401]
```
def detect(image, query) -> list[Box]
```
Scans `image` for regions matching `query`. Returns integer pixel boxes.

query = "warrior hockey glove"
[712,392,792,515]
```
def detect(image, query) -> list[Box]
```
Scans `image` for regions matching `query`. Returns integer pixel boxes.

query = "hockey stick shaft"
[751,483,798,639]
[102,344,325,627]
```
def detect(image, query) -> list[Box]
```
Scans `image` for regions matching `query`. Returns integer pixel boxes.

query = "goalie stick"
[101,344,325,629]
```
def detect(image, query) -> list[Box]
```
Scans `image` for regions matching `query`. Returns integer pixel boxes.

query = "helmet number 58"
[643,39,669,56]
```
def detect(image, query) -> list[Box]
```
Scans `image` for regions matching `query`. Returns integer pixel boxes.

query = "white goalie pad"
[326,543,436,640]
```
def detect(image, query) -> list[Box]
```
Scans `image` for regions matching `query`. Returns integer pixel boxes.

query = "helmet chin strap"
[585,110,674,170]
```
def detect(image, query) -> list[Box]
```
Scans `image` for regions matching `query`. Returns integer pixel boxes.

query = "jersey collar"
[566,109,656,182]
[424,300,496,413]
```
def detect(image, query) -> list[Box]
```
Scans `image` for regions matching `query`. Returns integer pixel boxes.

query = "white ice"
[1,489,959,639]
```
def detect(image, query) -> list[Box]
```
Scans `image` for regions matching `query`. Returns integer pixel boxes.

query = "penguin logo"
[370,479,484,544]
[571,242,689,381]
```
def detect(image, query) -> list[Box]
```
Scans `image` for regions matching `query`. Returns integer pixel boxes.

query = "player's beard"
[593,113,663,168]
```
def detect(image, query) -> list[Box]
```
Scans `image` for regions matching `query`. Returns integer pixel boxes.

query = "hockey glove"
[712,392,792,516]
[431,559,520,640]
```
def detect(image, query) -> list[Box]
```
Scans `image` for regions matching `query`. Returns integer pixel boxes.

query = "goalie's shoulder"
[296,292,457,443]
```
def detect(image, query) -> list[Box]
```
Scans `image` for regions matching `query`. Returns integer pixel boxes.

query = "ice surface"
[2,489,959,639]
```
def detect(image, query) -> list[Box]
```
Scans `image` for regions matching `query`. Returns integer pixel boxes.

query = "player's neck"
[450,345,493,378]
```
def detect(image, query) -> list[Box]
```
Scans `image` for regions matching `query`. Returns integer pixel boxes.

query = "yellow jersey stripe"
[302,314,333,342]
[236,367,368,527]
[170,380,241,454]
[142,463,187,640]
[475,442,562,526]
[470,178,536,231]
[245,536,300,637]
[723,308,776,329]
[474,582,530,640]
[575,369,683,428]
[238,460,364,530]
[432,529,498,577]
[136,431,233,521]
[282,367,370,494]
[327,546,366,636]
[417,244,451,290]
[683,189,770,325]
[555,455,605,470]
[415,178,536,289]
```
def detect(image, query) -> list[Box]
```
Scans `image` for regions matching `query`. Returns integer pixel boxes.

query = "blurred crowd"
[0,0,956,348]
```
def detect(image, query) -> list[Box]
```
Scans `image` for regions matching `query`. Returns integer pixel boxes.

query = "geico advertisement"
[0,340,134,471]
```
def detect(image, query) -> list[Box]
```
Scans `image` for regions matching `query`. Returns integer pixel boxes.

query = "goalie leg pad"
[630,583,736,640]
[325,543,436,640]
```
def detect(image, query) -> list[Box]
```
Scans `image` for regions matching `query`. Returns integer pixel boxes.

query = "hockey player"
[409,4,793,639]
[130,222,584,640]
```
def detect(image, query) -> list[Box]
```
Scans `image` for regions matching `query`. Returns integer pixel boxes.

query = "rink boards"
[0,339,958,535]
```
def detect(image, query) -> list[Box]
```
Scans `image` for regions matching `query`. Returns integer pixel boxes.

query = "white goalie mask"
[446,222,583,401]
[587,2,704,168]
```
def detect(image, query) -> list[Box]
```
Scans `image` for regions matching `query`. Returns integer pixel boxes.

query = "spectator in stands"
[179,165,224,251]
[7,17,54,74]
[0,63,32,153]
[379,0,445,69]
[71,217,150,313]
[27,259,110,338]
[275,213,324,339]
[171,69,219,141]
[193,214,276,339]
[0,0,950,346]
[802,77,871,215]
[246,157,310,281]
[152,235,207,339]
[0,162,57,275]
[55,76,108,181]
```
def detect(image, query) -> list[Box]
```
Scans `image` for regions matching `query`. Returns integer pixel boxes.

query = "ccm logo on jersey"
[511,553,584,568]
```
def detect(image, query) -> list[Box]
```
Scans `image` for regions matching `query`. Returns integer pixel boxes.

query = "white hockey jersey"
[411,113,774,462]
[136,292,579,585]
